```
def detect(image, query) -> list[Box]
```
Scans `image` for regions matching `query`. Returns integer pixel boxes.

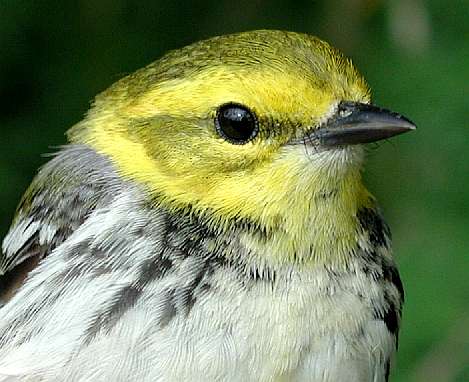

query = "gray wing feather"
[0,145,119,302]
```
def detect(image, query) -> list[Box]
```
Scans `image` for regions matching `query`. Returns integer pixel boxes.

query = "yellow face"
[70,31,373,259]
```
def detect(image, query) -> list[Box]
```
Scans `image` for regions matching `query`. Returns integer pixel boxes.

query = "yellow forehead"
[118,64,368,127]
[79,30,371,135]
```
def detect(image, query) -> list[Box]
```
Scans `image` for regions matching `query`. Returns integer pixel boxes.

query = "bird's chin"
[306,144,365,176]
[306,142,364,158]
[280,143,364,181]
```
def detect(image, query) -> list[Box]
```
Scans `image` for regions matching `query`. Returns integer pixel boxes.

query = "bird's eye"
[215,103,259,144]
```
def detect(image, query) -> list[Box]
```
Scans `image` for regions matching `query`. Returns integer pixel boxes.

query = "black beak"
[316,101,416,147]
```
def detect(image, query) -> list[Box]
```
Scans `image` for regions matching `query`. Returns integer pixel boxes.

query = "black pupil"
[217,105,256,143]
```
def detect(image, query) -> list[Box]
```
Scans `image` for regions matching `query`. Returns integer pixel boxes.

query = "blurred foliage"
[0,1,468,381]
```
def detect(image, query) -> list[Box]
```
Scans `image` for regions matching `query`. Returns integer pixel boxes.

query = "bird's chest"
[180,265,394,382]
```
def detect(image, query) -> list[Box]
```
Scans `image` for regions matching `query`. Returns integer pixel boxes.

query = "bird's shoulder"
[0,145,119,304]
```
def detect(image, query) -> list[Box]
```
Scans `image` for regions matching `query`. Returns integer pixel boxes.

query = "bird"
[0,30,415,381]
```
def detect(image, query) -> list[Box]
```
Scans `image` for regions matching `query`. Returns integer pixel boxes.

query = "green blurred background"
[0,1,467,381]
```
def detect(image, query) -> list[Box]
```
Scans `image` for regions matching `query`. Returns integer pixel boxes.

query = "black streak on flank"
[180,264,207,313]
[99,285,142,331]
[384,359,391,382]
[373,298,399,339]
[383,303,399,335]
[155,260,215,329]
[157,290,178,328]
[384,264,405,303]
[357,208,390,248]
[84,255,173,343]
[138,256,173,285]
[372,264,403,349]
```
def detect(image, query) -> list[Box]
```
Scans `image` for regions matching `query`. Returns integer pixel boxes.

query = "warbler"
[0,30,415,381]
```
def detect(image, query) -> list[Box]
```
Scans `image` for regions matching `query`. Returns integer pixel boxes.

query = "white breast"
[0,191,395,381]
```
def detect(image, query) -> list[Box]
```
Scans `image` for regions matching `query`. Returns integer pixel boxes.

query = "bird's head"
[69,30,415,263]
